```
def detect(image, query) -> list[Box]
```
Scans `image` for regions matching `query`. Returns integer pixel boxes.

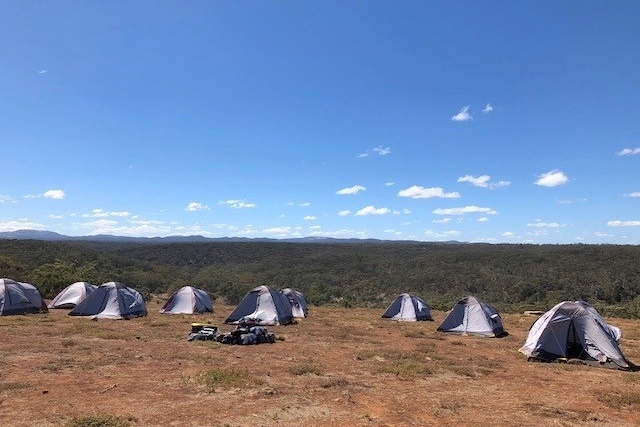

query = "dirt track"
[2,301,640,427]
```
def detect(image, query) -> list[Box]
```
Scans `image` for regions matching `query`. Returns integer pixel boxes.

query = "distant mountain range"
[0,229,462,244]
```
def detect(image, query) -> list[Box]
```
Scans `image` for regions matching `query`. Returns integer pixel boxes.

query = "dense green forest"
[1,239,640,317]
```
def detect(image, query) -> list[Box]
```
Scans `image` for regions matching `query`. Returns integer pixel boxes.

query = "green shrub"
[65,414,134,427]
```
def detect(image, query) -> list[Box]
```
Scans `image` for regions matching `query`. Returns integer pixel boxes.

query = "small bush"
[597,390,640,410]
[65,414,134,427]
[289,360,323,376]
[197,368,254,392]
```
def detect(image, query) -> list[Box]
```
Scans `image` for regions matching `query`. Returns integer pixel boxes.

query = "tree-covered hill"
[1,239,640,317]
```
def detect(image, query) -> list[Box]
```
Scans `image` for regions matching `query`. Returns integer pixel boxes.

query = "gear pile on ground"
[187,319,276,345]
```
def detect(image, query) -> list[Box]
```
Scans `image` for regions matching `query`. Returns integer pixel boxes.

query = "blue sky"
[1,1,639,244]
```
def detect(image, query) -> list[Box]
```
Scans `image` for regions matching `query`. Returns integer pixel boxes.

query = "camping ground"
[2,299,640,427]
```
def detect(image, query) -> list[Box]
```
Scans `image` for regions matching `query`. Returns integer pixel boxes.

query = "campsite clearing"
[2,301,640,427]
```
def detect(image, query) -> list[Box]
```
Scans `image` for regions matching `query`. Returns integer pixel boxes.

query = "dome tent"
[381,293,432,321]
[0,278,48,315]
[280,288,308,318]
[49,282,97,309]
[437,295,505,337]
[69,282,147,319]
[225,285,293,326]
[519,300,634,370]
[160,286,213,314]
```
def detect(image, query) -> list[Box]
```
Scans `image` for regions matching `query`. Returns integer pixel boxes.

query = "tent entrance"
[566,320,588,360]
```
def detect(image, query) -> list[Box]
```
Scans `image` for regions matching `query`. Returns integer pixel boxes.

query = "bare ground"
[2,299,640,427]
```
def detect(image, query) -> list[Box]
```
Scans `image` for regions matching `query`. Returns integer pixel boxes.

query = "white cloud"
[482,103,494,113]
[457,175,510,189]
[355,205,391,216]
[535,170,569,187]
[432,218,451,223]
[336,185,366,195]
[398,185,460,199]
[262,226,293,236]
[432,206,496,215]
[0,219,46,232]
[616,147,640,156]
[624,192,640,198]
[83,209,131,218]
[43,189,65,199]
[299,202,311,207]
[309,225,321,230]
[424,229,461,238]
[308,229,368,239]
[477,217,489,222]
[402,208,411,215]
[502,231,516,237]
[359,146,392,158]
[526,220,564,228]
[384,182,395,187]
[607,220,640,227]
[304,215,316,220]
[0,194,12,203]
[372,145,391,156]
[451,106,472,122]
[594,232,613,237]
[38,70,47,74]
[49,214,64,219]
[338,210,351,216]
[185,202,209,211]
[219,199,257,209]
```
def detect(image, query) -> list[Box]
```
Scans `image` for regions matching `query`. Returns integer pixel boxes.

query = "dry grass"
[1,306,639,426]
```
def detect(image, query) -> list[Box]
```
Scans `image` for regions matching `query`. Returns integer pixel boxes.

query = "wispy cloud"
[398,185,460,199]
[451,106,472,122]
[384,182,395,187]
[607,220,640,227]
[373,145,391,155]
[432,206,497,215]
[457,174,510,189]
[338,210,351,216]
[0,194,12,203]
[432,218,451,223]
[477,217,489,222]
[304,215,316,220]
[186,202,210,211]
[482,103,494,113]
[336,185,366,195]
[355,205,391,216]
[424,229,460,238]
[299,202,311,207]
[624,192,640,197]
[219,199,257,209]
[616,147,640,156]
[535,170,569,187]
[358,145,392,157]
[526,220,564,228]
[82,209,131,217]
[38,70,47,74]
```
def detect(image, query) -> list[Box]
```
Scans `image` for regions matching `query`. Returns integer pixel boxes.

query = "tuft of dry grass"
[597,390,640,410]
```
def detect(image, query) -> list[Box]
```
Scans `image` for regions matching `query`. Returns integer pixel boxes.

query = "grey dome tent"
[0,278,48,315]
[382,293,432,321]
[160,286,213,314]
[437,295,505,337]
[69,282,147,319]
[225,285,293,325]
[519,301,633,370]
[281,288,308,318]
[49,282,97,309]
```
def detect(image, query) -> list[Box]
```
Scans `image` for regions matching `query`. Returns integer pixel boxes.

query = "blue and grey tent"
[281,288,308,318]
[160,286,213,314]
[69,282,147,319]
[49,282,97,309]
[519,301,632,370]
[0,278,48,315]
[381,293,432,321]
[225,285,293,325]
[437,296,505,337]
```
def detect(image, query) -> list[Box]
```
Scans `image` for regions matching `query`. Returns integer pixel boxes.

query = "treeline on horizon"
[1,239,640,318]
